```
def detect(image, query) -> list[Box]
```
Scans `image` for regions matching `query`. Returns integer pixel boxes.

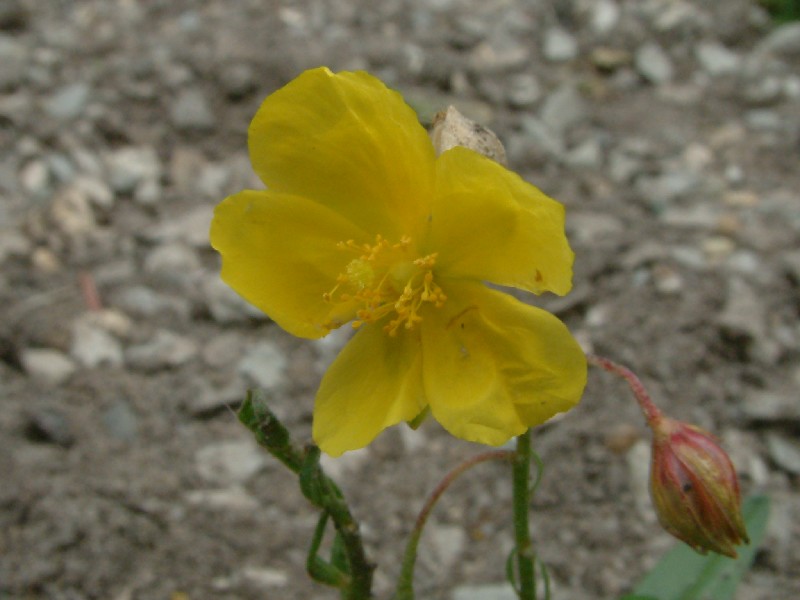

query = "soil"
[2,1,799,599]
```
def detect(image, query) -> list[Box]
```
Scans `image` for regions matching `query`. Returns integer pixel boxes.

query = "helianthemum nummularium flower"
[210,67,587,456]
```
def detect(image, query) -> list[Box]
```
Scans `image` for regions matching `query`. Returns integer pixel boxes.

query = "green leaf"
[306,512,349,588]
[625,495,770,600]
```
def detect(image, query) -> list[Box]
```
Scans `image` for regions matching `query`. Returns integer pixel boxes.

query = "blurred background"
[1,0,799,598]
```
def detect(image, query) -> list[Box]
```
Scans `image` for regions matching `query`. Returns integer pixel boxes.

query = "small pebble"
[24,407,75,447]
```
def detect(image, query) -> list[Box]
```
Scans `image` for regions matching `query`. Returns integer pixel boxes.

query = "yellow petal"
[210,190,368,339]
[249,67,436,238]
[421,280,586,446]
[428,146,574,295]
[313,324,426,456]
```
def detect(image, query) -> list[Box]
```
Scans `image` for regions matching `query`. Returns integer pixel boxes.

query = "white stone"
[695,42,740,76]
[70,316,124,368]
[195,440,267,485]
[240,566,289,588]
[21,348,77,385]
[542,27,578,62]
[591,0,620,35]
[452,583,518,600]
[105,146,161,194]
[540,84,586,135]
[238,341,288,392]
[203,276,266,323]
[184,486,260,511]
[125,330,198,371]
[635,42,674,84]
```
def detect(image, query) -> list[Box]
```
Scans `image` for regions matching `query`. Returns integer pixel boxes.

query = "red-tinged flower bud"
[649,416,749,558]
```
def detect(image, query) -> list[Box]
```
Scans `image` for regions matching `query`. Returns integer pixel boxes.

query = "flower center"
[322,235,447,336]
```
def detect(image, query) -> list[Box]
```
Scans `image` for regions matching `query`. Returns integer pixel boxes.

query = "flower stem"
[586,354,663,426]
[513,429,536,600]
[394,450,514,600]
[238,391,374,599]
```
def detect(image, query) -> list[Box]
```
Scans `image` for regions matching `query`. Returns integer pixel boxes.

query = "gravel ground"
[2,1,800,598]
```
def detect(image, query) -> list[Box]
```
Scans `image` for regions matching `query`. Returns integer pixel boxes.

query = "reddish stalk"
[586,354,663,426]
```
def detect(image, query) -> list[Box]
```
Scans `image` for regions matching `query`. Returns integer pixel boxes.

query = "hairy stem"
[394,449,514,599]
[586,354,664,426]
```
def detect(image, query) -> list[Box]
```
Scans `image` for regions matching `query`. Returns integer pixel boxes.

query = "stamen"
[322,235,447,334]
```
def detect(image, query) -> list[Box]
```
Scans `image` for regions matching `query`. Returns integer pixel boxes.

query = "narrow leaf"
[626,495,770,600]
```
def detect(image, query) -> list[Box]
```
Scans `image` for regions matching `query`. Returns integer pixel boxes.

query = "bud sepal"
[649,416,749,558]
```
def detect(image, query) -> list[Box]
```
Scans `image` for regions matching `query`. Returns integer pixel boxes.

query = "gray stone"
[184,486,260,512]
[660,204,719,229]
[106,145,161,195]
[626,439,657,522]
[452,583,518,600]
[169,146,208,193]
[319,447,370,481]
[237,341,288,392]
[418,523,466,572]
[468,41,529,73]
[745,109,782,131]
[635,42,674,84]
[567,212,623,245]
[196,163,231,199]
[112,285,191,320]
[24,407,74,447]
[239,567,289,588]
[591,0,620,35]
[782,249,800,284]
[43,82,90,120]
[608,150,642,184]
[18,159,50,196]
[103,400,139,441]
[133,177,162,206]
[539,84,586,136]
[517,118,565,158]
[653,265,684,295]
[506,73,541,108]
[202,332,244,368]
[219,63,256,98]
[195,440,267,485]
[695,42,740,76]
[70,316,124,368]
[0,1,28,31]
[187,377,246,418]
[49,184,97,237]
[654,2,705,33]
[767,433,800,475]
[640,170,703,207]
[0,33,26,90]
[565,138,603,169]
[542,27,578,62]
[73,175,114,210]
[20,348,76,386]
[0,227,30,263]
[143,242,201,279]
[741,75,784,106]
[147,205,214,247]
[742,389,800,423]
[203,276,266,323]
[755,22,800,57]
[171,88,215,131]
[717,277,767,348]
[125,330,198,372]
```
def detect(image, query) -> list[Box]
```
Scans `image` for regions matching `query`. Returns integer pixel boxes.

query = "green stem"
[239,391,374,599]
[513,429,536,600]
[394,450,515,600]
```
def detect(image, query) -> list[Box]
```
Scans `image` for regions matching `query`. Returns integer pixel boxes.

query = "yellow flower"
[210,67,587,456]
